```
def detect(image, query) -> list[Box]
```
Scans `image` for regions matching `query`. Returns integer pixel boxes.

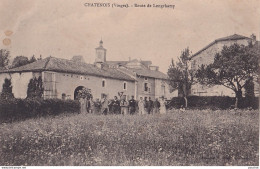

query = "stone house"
[0,40,174,100]
[190,34,259,97]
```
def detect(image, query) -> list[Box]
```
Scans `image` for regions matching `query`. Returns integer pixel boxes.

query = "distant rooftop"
[0,57,135,81]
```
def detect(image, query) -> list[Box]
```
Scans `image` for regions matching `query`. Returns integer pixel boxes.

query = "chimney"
[149,66,159,71]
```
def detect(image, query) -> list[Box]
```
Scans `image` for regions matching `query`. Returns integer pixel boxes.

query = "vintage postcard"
[0,0,259,168]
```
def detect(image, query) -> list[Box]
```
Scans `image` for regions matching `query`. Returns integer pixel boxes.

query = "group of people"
[79,95,167,115]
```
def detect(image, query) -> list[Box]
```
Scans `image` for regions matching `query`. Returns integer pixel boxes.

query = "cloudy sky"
[0,0,259,73]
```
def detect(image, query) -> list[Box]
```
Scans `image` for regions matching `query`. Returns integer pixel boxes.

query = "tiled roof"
[0,57,135,81]
[126,68,168,80]
[191,34,251,58]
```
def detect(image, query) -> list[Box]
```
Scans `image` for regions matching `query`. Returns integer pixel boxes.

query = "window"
[144,82,148,92]
[144,77,148,81]
[80,76,83,80]
[161,84,165,96]
[123,82,127,90]
[102,79,106,87]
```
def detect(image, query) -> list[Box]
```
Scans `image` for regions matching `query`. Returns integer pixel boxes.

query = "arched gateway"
[74,86,92,100]
[74,86,85,100]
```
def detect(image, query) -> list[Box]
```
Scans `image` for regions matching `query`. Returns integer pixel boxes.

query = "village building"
[190,34,259,97]
[0,40,174,100]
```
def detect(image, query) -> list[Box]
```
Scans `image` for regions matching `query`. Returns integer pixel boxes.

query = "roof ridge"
[43,56,52,70]
[191,34,250,58]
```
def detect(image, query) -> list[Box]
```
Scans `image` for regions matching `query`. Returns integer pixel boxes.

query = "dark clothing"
[111,99,120,114]
[86,100,91,113]
[102,108,108,115]
[128,99,136,115]
[153,100,160,114]
[154,100,160,108]
[147,100,154,114]
[144,100,148,109]
[94,100,102,114]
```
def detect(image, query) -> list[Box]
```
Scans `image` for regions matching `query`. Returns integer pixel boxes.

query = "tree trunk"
[235,90,242,108]
[184,96,188,108]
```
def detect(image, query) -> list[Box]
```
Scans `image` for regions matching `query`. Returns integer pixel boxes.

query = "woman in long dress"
[138,97,145,115]
[159,97,167,114]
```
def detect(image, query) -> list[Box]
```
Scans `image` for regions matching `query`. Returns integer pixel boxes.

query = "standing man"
[112,96,120,114]
[153,98,160,114]
[101,95,109,115]
[128,95,136,115]
[86,97,91,113]
[120,97,129,115]
[138,97,145,115]
[94,98,102,114]
[147,97,154,114]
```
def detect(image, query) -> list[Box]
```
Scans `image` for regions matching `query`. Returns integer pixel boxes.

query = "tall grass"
[0,109,258,166]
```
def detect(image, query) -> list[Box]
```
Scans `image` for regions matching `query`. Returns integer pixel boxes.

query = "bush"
[168,96,259,110]
[0,98,80,123]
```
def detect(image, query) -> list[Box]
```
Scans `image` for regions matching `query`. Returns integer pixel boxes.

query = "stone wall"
[190,39,258,97]
[0,72,34,98]
[52,72,135,100]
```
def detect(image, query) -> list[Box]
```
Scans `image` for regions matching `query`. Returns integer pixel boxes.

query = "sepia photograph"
[0,0,259,168]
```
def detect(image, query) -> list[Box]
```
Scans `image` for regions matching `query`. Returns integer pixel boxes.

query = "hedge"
[167,96,259,110]
[0,98,80,123]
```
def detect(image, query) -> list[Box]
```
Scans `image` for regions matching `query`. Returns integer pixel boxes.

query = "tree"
[77,87,92,99]
[196,43,259,108]
[0,49,10,69]
[1,78,14,99]
[27,76,44,98]
[12,56,29,68]
[167,48,196,107]
[29,55,37,63]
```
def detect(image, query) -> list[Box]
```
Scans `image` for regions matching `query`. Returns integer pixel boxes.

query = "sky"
[0,0,259,73]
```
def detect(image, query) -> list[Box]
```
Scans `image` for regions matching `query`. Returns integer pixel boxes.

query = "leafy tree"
[167,48,196,107]
[0,49,10,69]
[1,78,14,99]
[77,87,92,99]
[27,76,44,98]
[12,56,29,68]
[196,43,259,108]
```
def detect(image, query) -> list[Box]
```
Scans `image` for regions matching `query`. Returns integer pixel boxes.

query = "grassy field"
[0,109,258,166]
